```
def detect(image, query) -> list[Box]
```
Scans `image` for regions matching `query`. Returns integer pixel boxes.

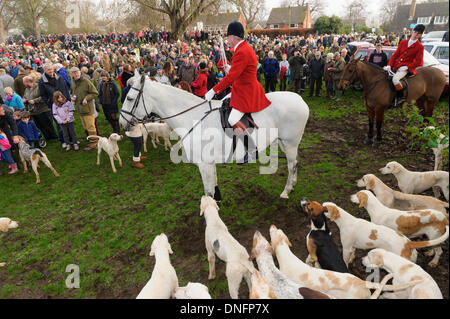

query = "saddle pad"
[219,98,257,133]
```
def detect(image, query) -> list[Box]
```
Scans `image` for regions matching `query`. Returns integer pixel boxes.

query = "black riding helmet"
[413,24,425,34]
[227,21,244,39]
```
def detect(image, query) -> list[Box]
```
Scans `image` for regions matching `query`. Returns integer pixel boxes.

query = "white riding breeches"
[228,108,245,127]
[392,69,408,85]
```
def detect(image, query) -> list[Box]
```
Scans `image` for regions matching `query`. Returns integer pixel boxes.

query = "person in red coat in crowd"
[383,24,425,106]
[191,62,208,98]
[205,21,271,164]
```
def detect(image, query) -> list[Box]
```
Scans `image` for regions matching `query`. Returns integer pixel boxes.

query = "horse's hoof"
[373,139,382,147]
[363,137,373,145]
[280,192,289,199]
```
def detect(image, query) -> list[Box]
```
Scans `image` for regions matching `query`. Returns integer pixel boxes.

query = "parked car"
[421,31,448,44]
[346,41,374,56]
[354,45,449,94]
[423,42,449,65]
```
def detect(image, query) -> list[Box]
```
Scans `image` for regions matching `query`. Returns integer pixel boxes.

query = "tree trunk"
[0,14,6,44]
[34,17,41,42]
[170,14,181,39]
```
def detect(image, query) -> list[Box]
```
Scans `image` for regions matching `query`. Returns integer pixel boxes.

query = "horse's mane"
[360,60,385,73]
[144,76,203,102]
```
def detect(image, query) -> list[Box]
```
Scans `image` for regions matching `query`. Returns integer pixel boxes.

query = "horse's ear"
[134,68,140,77]
[140,74,146,85]
[356,55,361,61]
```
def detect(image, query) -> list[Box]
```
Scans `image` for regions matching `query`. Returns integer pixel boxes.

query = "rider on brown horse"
[383,24,425,106]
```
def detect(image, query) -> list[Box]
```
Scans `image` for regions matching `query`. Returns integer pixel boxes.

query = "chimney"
[409,0,416,20]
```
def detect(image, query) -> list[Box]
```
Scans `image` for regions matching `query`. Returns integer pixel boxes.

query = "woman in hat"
[383,24,425,106]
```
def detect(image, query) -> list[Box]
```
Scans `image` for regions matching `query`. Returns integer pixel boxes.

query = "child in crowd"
[52,91,79,151]
[4,87,25,110]
[17,111,39,148]
[0,128,18,174]
[13,111,22,124]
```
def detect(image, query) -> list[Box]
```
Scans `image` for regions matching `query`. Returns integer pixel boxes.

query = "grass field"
[0,82,448,299]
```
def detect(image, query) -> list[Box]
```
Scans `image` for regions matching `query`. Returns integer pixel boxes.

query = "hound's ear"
[367,177,375,190]
[357,192,369,208]
[327,206,340,222]
[149,248,155,256]
[392,164,401,174]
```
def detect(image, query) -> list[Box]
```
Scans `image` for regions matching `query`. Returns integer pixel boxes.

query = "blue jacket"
[9,67,19,79]
[5,93,25,110]
[57,68,72,89]
[18,120,40,141]
[262,58,280,78]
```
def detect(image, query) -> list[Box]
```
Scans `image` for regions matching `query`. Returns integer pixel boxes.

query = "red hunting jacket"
[213,41,271,113]
[388,39,424,75]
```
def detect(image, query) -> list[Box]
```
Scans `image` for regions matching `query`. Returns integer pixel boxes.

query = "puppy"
[136,233,179,299]
[173,282,211,299]
[141,122,172,152]
[351,190,449,267]
[300,198,348,273]
[87,133,123,173]
[251,230,333,299]
[269,225,420,299]
[362,248,443,299]
[200,196,255,299]
[357,174,449,215]
[380,161,449,201]
[0,217,19,267]
[17,136,59,184]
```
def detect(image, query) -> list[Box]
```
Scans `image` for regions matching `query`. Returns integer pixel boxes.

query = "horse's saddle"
[387,72,415,93]
[219,98,258,136]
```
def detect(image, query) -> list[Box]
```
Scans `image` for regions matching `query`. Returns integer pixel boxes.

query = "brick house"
[265,5,312,30]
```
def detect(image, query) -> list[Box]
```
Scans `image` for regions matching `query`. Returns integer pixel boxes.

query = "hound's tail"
[370,273,393,299]
[408,226,449,250]
[365,275,423,293]
[86,135,102,140]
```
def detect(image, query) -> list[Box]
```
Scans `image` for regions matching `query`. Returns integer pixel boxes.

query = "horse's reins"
[120,75,222,149]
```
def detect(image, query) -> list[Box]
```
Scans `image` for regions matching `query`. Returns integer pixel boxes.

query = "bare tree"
[227,0,266,27]
[344,0,366,25]
[0,0,18,43]
[16,0,59,40]
[279,0,324,20]
[133,0,223,37]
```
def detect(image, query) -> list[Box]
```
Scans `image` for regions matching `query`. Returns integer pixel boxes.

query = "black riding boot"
[233,121,258,165]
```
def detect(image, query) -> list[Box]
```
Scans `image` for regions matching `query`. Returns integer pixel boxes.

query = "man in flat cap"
[383,24,425,106]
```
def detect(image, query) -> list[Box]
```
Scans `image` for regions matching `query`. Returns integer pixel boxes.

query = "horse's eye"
[127,96,134,101]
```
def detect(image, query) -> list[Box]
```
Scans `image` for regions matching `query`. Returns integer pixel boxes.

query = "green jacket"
[332,57,346,81]
[70,76,98,115]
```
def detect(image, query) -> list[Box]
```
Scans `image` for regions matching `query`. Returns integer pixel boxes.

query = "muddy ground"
[170,107,449,299]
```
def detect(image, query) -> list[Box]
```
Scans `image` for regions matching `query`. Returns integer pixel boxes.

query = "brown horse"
[339,57,446,146]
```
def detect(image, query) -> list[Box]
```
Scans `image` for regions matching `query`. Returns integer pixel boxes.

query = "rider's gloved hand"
[205,88,216,101]
[383,66,391,72]
[223,64,231,74]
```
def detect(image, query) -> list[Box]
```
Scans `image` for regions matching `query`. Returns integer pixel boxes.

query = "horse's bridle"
[120,75,154,129]
[119,75,220,145]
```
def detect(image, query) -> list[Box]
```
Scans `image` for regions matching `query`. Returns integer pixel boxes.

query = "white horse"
[119,71,309,199]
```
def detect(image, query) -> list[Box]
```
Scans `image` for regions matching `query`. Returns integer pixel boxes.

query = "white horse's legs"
[198,163,218,198]
[279,140,299,199]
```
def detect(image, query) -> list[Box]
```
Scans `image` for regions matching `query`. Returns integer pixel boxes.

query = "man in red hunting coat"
[383,24,425,106]
[205,21,271,164]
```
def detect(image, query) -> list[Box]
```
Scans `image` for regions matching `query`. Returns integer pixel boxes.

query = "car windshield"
[424,45,433,53]
[423,49,441,66]
[423,31,445,39]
